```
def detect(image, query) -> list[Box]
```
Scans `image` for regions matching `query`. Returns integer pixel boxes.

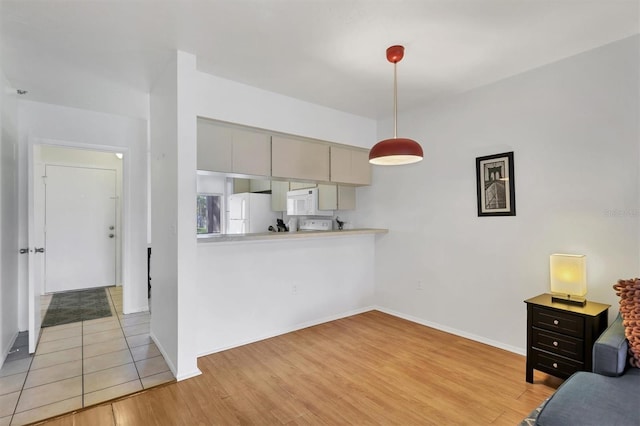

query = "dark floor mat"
[42,287,112,327]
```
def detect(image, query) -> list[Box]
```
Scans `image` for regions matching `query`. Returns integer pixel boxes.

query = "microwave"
[286,188,333,216]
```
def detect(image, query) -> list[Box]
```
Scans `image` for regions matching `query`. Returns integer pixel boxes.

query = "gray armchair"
[536,314,640,426]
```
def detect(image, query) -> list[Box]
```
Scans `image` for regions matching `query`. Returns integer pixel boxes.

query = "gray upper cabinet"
[197,120,233,173]
[330,146,371,185]
[232,129,271,176]
[197,119,271,176]
[272,136,330,182]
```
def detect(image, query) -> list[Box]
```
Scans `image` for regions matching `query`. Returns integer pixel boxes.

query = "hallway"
[0,287,174,425]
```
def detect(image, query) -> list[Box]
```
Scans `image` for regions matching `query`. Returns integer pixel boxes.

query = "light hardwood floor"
[36,311,562,425]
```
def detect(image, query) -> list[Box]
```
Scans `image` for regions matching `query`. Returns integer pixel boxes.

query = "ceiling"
[1,0,638,119]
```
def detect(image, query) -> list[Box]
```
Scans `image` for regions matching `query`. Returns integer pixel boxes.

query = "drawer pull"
[553,341,558,347]
[553,362,558,368]
[553,319,559,325]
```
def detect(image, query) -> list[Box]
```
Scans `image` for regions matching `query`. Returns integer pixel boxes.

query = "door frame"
[28,136,131,352]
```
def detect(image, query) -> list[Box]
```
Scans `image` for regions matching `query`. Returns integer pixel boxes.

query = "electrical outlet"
[417,280,423,290]
[292,284,298,295]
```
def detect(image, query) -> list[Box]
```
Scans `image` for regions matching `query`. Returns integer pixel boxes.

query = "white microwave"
[286,188,333,216]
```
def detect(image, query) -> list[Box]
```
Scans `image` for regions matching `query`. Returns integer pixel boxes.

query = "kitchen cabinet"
[317,184,337,210]
[337,185,356,210]
[271,180,290,212]
[317,184,356,211]
[232,129,271,176]
[330,146,371,185]
[197,120,233,173]
[249,179,271,193]
[197,119,271,176]
[233,179,250,193]
[272,136,330,182]
[289,181,316,190]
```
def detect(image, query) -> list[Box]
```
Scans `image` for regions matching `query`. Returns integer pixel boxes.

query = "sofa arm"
[592,314,628,377]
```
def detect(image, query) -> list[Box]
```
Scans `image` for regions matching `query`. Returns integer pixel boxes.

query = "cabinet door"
[318,184,337,210]
[289,181,316,190]
[350,149,372,185]
[249,179,271,193]
[337,186,356,210]
[232,130,271,176]
[233,178,250,194]
[330,146,371,185]
[271,180,290,212]
[330,146,352,183]
[272,136,330,181]
[197,120,233,172]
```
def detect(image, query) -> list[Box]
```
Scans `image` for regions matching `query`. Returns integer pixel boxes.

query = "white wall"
[358,35,640,353]
[196,235,376,355]
[149,55,180,377]
[194,69,376,148]
[149,51,201,380]
[0,70,20,365]
[17,100,149,331]
[151,51,379,374]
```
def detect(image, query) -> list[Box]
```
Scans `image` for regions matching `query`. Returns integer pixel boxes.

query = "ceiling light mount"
[369,45,423,166]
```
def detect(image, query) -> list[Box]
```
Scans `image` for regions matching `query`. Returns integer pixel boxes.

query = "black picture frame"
[476,151,516,216]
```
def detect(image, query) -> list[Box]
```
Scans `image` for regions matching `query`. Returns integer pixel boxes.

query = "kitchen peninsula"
[194,116,382,365]
[198,227,387,243]
[196,227,383,357]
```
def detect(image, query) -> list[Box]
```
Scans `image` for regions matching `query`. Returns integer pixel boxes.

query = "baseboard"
[374,306,526,356]
[175,369,202,382]
[197,305,377,357]
[150,331,177,377]
[0,331,19,369]
[150,331,202,382]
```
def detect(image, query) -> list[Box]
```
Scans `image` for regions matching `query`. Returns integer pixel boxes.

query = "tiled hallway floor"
[0,287,174,425]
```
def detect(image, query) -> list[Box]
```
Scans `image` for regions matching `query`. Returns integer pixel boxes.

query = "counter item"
[299,218,332,231]
[276,219,288,232]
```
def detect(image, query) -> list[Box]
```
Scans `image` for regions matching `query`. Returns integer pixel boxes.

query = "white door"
[44,165,117,293]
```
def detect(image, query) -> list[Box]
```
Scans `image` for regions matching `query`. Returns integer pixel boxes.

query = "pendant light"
[369,45,423,165]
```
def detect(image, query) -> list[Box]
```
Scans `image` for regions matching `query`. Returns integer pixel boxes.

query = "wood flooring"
[36,311,562,425]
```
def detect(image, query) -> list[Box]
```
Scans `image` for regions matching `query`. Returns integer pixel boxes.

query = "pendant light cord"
[393,61,398,139]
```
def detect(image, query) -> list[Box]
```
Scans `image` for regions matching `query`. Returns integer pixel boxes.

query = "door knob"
[34,248,45,253]
[109,234,115,238]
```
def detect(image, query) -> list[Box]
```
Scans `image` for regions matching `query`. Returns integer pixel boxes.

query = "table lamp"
[550,253,587,306]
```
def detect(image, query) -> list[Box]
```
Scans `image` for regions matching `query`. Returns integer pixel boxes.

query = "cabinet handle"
[553,341,558,347]
[553,319,559,325]
[552,362,558,368]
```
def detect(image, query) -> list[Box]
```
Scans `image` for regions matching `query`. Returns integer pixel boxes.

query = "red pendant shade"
[369,45,424,166]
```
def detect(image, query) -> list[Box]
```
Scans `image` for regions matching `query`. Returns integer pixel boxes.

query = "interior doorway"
[28,143,125,352]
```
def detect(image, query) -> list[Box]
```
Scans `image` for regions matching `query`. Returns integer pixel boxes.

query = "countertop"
[197,228,388,243]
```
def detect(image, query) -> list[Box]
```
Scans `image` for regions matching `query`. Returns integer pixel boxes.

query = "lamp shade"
[550,254,587,297]
[369,137,424,165]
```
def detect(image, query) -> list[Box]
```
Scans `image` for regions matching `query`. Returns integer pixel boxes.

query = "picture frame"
[476,151,516,216]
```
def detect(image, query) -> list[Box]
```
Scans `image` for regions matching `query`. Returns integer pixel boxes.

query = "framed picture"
[476,151,516,216]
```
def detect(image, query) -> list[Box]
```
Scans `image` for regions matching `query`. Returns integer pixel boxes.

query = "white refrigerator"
[227,193,278,234]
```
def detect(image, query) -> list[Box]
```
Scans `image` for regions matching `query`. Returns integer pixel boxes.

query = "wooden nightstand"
[524,294,610,383]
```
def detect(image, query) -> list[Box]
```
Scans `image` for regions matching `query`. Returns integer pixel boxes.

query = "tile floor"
[0,287,174,425]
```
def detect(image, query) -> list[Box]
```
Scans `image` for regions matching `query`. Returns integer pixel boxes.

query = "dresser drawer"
[530,349,583,379]
[531,307,584,338]
[532,327,584,361]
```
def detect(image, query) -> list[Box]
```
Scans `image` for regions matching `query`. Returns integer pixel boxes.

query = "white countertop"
[197,228,388,243]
